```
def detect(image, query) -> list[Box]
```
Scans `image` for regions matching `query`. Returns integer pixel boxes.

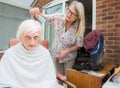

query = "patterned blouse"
[46,13,84,63]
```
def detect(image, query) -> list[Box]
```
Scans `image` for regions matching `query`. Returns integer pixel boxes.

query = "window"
[43,0,68,49]
[0,2,31,50]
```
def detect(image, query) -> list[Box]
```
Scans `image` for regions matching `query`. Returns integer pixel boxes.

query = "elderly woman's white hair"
[16,19,42,41]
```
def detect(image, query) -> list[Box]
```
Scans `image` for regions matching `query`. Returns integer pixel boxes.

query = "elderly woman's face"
[21,30,41,51]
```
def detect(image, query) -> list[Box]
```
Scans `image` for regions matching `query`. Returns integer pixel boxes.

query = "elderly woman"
[0,19,63,88]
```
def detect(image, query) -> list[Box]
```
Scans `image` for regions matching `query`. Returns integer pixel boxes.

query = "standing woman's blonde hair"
[70,1,85,37]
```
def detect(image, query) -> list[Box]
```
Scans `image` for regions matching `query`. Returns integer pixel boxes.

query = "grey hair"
[16,19,42,41]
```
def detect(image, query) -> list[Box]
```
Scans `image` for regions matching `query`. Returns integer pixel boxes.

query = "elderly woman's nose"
[29,38,35,44]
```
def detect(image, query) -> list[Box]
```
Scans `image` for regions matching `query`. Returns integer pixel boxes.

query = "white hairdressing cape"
[0,43,62,88]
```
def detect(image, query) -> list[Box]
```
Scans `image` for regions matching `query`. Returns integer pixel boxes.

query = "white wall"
[0,2,31,50]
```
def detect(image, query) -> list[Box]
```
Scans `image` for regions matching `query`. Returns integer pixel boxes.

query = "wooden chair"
[9,38,19,48]
[9,38,76,88]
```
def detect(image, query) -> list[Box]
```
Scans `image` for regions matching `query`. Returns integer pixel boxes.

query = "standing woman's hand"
[29,7,40,19]
[57,50,69,60]
[114,66,120,76]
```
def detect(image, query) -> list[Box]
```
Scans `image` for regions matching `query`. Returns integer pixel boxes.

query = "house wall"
[0,2,31,50]
[34,0,120,65]
[34,0,52,8]
[96,0,120,65]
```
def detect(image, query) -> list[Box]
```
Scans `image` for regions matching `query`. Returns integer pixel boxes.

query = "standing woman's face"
[21,30,41,51]
[65,5,78,23]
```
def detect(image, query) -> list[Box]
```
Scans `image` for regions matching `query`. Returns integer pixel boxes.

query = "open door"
[43,0,68,49]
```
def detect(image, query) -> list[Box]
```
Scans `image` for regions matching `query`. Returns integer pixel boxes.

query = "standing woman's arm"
[29,7,62,28]
[29,7,47,19]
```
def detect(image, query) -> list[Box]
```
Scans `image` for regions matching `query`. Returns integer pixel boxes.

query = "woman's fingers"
[114,67,120,75]
[29,7,40,18]
[57,54,63,60]
[34,7,40,17]
[57,50,68,60]
[56,72,67,81]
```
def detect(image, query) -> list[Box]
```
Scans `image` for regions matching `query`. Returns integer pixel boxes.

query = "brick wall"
[33,0,120,65]
[34,0,52,8]
[96,0,120,65]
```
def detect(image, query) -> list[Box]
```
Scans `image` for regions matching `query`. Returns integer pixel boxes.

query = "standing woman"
[30,1,85,75]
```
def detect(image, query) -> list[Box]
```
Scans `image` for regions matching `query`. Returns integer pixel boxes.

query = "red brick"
[96,17,101,22]
[97,5,107,9]
[115,6,120,10]
[108,11,120,16]
[102,8,114,12]
[100,29,107,32]
[101,24,114,28]
[96,25,102,29]
[114,50,120,53]
[115,15,120,19]
[108,2,120,7]
[107,54,120,58]
[114,41,120,45]
[102,0,113,5]
[96,1,102,6]
[108,37,120,40]
[114,32,120,36]
[113,58,120,63]
[96,9,102,13]
[105,40,114,45]
[115,0,120,1]
[96,21,107,25]
[104,33,113,36]
[108,19,120,24]
[103,57,113,61]
[107,28,116,33]
[34,0,52,7]
[115,24,120,27]
[107,45,120,49]
[97,13,107,17]
[105,49,113,53]
[102,16,113,20]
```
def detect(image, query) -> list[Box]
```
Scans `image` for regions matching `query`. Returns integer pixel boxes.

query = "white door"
[43,0,68,49]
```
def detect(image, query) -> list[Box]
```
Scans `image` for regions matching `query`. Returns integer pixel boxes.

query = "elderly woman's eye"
[25,36,31,40]
[34,36,40,41]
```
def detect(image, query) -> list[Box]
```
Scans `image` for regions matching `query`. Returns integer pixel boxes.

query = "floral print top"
[46,13,84,63]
